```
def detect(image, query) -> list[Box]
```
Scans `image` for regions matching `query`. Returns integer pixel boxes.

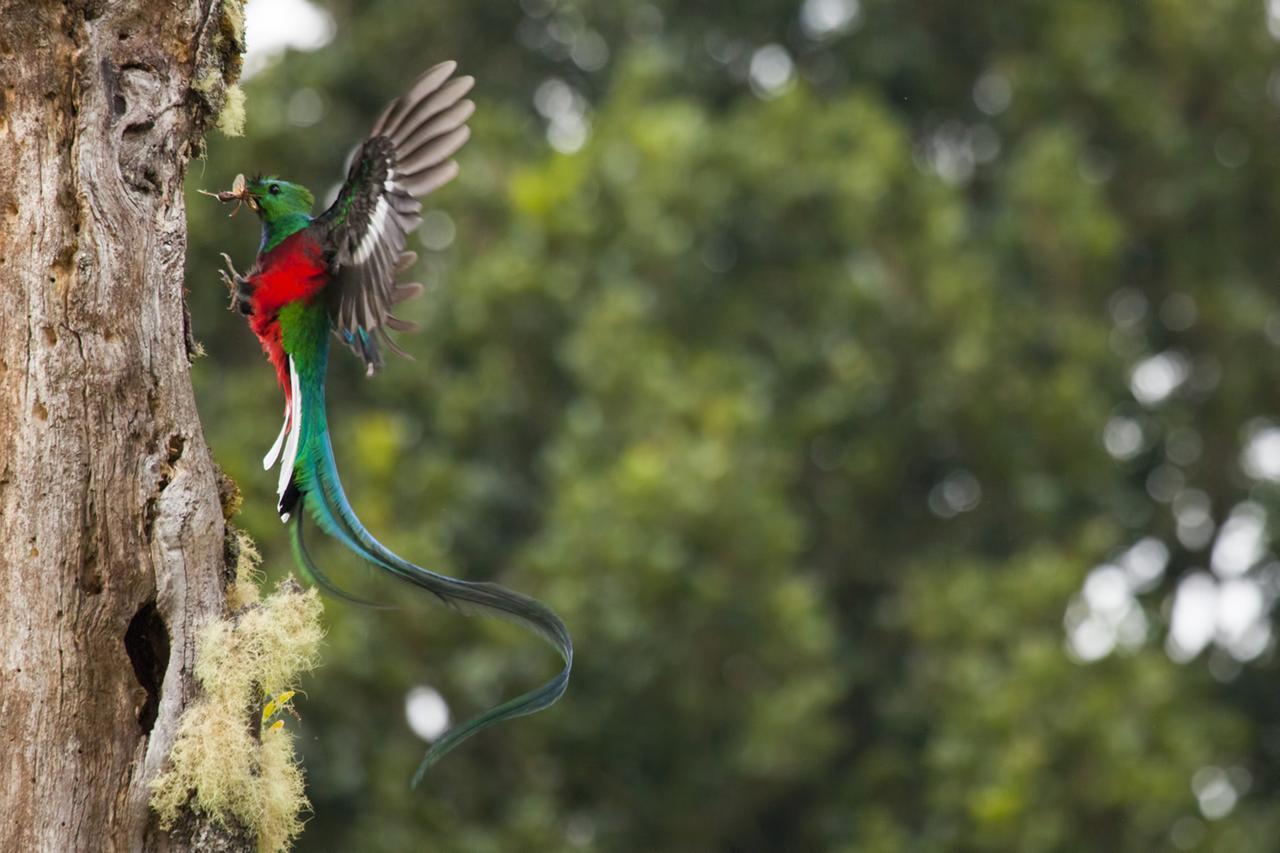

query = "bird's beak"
[197,173,257,216]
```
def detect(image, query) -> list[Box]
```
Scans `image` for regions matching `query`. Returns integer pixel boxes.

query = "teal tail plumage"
[277,306,571,784]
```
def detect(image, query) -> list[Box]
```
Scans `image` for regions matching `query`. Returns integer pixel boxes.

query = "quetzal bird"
[204,61,571,783]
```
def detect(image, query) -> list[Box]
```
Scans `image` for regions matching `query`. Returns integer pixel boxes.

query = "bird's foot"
[218,252,254,315]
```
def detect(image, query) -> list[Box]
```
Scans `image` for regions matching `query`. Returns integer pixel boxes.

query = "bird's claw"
[219,252,240,277]
[218,252,254,315]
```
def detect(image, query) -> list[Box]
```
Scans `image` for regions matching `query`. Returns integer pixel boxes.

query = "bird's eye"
[269,183,281,195]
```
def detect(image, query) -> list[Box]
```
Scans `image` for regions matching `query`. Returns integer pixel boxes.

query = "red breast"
[247,232,329,394]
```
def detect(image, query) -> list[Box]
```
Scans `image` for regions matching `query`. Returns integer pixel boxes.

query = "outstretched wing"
[317,61,474,373]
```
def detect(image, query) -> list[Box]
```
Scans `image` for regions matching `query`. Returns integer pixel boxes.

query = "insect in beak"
[198,173,256,216]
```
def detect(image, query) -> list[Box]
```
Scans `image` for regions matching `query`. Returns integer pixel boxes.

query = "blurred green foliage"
[185,0,1280,849]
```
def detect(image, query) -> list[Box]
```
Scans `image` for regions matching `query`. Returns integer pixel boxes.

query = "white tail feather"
[277,358,303,510]
[263,412,290,470]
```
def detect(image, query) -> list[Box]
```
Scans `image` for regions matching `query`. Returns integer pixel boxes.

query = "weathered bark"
[0,1,248,850]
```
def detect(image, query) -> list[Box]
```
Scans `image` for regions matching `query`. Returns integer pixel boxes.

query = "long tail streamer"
[279,334,571,785]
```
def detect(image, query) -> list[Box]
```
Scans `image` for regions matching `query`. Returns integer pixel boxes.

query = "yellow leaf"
[261,690,296,723]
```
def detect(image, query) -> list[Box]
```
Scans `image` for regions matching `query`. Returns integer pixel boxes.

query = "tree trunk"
[0,1,248,849]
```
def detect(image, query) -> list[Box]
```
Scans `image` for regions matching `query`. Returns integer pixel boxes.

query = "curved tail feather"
[289,510,394,610]
[297,438,573,782]
[277,326,571,781]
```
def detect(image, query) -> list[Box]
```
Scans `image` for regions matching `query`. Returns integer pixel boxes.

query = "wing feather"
[397,100,475,156]
[399,126,471,176]
[386,76,476,144]
[371,60,457,136]
[404,161,460,198]
[318,62,473,373]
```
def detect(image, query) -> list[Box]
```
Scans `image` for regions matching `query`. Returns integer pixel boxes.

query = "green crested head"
[205,173,315,252]
[245,175,314,222]
[246,175,314,252]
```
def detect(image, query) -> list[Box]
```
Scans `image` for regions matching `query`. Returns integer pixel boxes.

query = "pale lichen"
[226,526,262,612]
[150,573,323,853]
[220,0,246,49]
[217,84,246,138]
[190,0,248,138]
